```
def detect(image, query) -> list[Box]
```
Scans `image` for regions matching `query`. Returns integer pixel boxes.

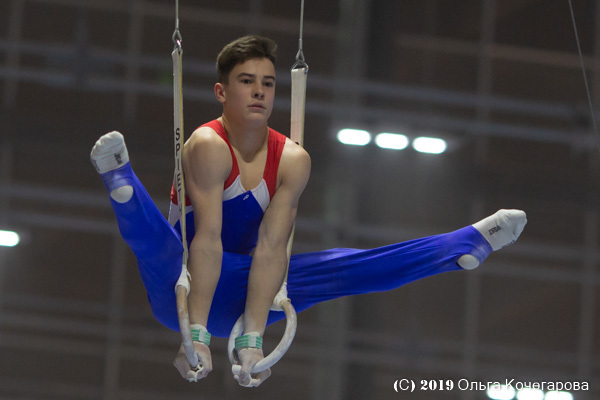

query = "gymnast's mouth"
[248,103,266,110]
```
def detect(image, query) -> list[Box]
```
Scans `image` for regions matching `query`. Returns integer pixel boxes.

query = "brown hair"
[216,35,277,83]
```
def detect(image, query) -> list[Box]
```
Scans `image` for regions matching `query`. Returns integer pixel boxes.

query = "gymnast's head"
[216,35,278,84]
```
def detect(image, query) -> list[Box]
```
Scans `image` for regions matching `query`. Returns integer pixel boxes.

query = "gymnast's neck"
[219,115,269,161]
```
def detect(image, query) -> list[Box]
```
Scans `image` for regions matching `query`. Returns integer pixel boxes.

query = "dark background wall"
[0,1,598,399]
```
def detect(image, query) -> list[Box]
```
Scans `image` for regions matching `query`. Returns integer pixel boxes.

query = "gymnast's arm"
[234,141,310,386]
[175,127,231,377]
[243,140,311,335]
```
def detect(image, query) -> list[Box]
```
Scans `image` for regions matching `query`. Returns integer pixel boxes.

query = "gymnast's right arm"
[173,127,231,380]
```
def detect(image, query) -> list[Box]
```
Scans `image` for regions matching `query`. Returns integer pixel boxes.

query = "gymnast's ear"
[214,83,226,103]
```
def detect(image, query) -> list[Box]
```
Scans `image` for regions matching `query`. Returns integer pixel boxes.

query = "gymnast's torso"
[168,119,286,255]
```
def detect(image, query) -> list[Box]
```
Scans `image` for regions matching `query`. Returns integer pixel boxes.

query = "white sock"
[90,131,133,203]
[90,131,129,174]
[473,209,527,251]
[458,209,527,269]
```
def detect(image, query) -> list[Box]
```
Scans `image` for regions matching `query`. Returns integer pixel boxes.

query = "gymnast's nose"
[252,83,264,100]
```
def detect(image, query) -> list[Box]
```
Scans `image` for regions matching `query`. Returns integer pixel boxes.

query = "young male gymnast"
[90,35,527,387]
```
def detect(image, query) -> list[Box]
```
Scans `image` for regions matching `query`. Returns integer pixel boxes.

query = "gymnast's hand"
[173,342,212,382]
[234,348,271,387]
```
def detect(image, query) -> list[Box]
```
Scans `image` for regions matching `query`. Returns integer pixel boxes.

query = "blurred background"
[0,0,599,399]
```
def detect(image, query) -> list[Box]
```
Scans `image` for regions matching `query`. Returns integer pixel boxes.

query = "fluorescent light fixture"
[545,392,573,400]
[337,129,371,146]
[487,385,516,400]
[375,133,409,150]
[412,136,447,154]
[0,230,20,247]
[516,388,544,400]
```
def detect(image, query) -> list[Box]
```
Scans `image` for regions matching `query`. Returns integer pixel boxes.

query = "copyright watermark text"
[393,379,589,393]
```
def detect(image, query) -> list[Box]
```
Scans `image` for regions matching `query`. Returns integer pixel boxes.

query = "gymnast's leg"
[278,210,526,317]
[91,131,182,330]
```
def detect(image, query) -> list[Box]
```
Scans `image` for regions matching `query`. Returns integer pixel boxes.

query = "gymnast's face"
[215,57,276,125]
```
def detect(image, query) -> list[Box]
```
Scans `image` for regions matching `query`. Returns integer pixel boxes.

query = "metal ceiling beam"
[29,0,337,38]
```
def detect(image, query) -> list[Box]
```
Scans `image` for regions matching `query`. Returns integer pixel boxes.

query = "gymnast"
[90,35,527,387]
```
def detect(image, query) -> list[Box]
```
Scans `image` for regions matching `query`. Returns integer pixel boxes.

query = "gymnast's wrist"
[235,332,263,350]
[190,324,211,346]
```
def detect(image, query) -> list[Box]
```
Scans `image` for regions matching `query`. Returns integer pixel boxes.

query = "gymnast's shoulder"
[183,125,232,171]
[279,136,311,182]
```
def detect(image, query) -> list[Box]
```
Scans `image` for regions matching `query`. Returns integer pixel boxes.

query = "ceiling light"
[516,388,545,400]
[0,230,20,247]
[375,133,409,150]
[487,385,516,400]
[337,129,371,146]
[412,136,447,154]
[545,391,573,400]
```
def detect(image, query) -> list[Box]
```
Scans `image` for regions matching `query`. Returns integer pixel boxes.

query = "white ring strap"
[172,31,200,370]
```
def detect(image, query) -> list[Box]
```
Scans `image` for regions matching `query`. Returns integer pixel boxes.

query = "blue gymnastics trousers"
[101,162,492,338]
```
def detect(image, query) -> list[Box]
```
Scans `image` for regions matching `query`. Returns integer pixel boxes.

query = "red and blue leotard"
[98,122,493,337]
[168,119,286,255]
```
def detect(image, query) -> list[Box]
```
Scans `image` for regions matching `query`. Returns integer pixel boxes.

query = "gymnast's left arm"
[235,140,310,386]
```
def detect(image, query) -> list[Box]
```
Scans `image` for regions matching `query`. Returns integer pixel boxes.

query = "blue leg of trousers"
[100,163,184,330]
[101,163,492,338]
[211,226,493,337]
